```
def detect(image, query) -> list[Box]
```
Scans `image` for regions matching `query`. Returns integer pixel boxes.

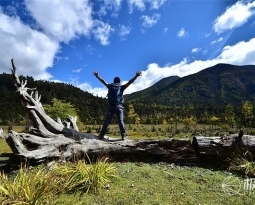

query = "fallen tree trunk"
[0,59,197,164]
[2,131,196,163]
[192,133,255,160]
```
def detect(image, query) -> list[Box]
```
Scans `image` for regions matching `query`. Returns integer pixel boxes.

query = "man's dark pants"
[100,104,126,138]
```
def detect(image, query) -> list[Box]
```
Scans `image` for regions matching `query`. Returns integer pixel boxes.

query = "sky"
[0,0,255,98]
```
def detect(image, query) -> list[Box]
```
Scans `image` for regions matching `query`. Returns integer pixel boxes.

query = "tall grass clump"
[229,150,255,176]
[0,157,117,204]
[0,165,59,205]
[87,157,118,193]
[52,157,118,193]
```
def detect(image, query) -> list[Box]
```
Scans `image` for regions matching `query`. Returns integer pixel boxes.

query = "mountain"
[125,63,255,107]
[1,63,255,125]
[125,75,180,102]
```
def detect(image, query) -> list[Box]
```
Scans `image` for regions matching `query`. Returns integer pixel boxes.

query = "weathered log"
[1,59,197,164]
[2,132,196,163]
[192,134,255,160]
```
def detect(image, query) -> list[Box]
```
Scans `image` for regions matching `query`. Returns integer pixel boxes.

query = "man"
[93,71,142,140]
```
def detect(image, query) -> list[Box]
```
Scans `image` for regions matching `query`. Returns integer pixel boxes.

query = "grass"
[0,158,117,204]
[0,164,59,204]
[51,162,255,205]
[84,123,240,141]
[0,139,11,154]
[1,124,255,204]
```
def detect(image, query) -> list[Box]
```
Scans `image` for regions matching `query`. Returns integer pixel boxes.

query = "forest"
[1,63,255,131]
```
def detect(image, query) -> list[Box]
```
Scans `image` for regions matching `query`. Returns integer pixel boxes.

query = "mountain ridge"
[125,63,255,107]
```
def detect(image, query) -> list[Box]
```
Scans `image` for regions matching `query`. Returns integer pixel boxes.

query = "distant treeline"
[0,72,255,128]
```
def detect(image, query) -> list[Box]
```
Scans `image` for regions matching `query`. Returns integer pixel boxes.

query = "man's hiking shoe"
[122,136,128,140]
[98,135,109,140]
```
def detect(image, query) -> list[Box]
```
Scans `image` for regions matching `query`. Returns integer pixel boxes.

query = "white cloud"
[124,38,255,94]
[93,20,114,45]
[177,28,188,38]
[97,0,123,17]
[78,82,108,98]
[25,0,93,43]
[1,0,254,99]
[0,11,59,80]
[118,24,131,40]
[164,27,168,33]
[80,38,255,97]
[149,0,166,9]
[210,37,223,45]
[141,13,161,27]
[213,1,255,34]
[127,0,146,13]
[216,38,255,65]
[191,48,201,53]
[101,0,165,14]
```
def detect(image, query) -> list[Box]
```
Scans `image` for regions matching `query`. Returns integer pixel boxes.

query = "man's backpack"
[107,83,124,105]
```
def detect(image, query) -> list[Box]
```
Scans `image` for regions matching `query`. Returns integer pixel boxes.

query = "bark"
[4,132,196,163]
[1,59,197,164]
[192,132,255,160]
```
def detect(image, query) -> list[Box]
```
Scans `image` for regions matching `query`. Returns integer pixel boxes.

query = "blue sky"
[0,0,254,98]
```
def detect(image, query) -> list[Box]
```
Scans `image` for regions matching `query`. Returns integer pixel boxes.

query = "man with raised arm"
[93,71,142,140]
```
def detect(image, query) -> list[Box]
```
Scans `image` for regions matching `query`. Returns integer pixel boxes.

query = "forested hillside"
[0,73,108,125]
[125,75,180,101]
[1,63,255,127]
[126,63,255,107]
[125,63,255,126]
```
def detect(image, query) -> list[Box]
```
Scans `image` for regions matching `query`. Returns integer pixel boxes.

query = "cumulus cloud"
[63,35,255,98]
[177,28,188,38]
[84,37,255,97]
[213,1,255,34]
[0,11,59,80]
[216,38,255,65]
[78,82,108,98]
[1,0,254,99]
[25,0,93,43]
[123,38,255,95]
[141,13,161,27]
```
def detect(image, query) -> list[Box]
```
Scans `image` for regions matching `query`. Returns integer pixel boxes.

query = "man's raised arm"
[124,71,142,88]
[93,71,108,88]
